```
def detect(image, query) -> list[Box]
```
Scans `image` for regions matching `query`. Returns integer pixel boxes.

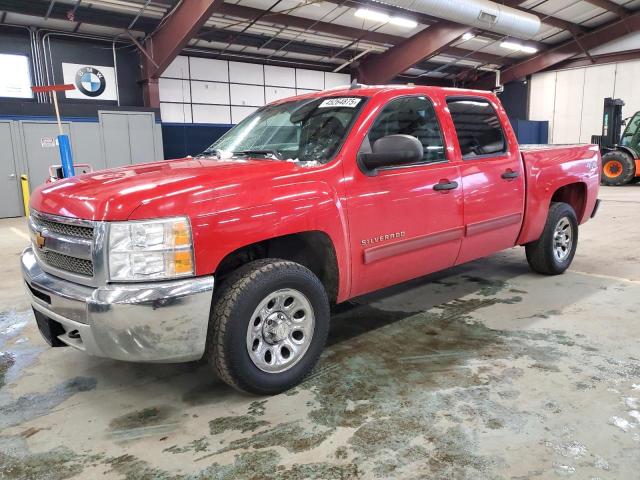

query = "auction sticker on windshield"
[318,97,361,108]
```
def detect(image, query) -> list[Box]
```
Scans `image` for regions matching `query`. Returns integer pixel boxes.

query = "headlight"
[108,217,194,281]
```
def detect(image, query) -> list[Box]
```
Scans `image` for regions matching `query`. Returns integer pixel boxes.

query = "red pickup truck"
[22,85,600,394]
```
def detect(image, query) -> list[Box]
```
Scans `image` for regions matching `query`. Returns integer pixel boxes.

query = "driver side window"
[363,96,447,165]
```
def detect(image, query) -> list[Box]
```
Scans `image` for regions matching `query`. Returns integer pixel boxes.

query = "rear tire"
[601,150,636,186]
[526,202,578,275]
[206,259,329,395]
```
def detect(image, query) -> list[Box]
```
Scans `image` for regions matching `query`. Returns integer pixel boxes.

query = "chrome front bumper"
[21,246,215,363]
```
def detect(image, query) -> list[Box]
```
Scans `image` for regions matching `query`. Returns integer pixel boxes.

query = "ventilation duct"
[371,0,541,39]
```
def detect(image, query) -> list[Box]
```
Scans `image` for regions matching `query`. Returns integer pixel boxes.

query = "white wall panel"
[296,69,324,90]
[579,64,616,143]
[553,69,585,144]
[230,83,265,107]
[325,72,350,89]
[192,104,231,124]
[529,71,557,142]
[159,78,191,103]
[160,103,192,123]
[159,57,347,125]
[264,65,295,87]
[265,86,296,103]
[190,81,230,105]
[613,61,640,120]
[189,57,228,82]
[530,59,640,145]
[231,106,257,124]
[229,61,264,85]
[164,55,189,79]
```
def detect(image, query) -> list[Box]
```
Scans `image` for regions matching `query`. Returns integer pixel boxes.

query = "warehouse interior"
[1,0,640,478]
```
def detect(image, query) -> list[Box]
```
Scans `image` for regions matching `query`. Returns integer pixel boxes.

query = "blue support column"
[57,134,75,178]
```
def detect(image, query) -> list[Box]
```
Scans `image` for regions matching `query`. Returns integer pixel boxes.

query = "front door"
[445,97,525,264]
[344,95,464,297]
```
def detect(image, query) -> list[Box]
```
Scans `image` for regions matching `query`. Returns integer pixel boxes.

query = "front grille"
[41,250,94,277]
[33,216,94,239]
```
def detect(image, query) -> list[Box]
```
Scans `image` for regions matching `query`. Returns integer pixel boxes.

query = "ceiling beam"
[474,11,640,88]
[499,0,586,34]
[357,22,472,83]
[216,2,400,46]
[142,0,223,80]
[140,0,223,107]
[550,48,640,69]
[215,2,505,65]
[583,0,630,17]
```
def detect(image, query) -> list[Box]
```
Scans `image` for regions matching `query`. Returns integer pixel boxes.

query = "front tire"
[601,150,636,186]
[526,202,578,275]
[207,259,329,395]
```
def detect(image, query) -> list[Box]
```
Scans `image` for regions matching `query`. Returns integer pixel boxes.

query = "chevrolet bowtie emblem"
[35,232,46,249]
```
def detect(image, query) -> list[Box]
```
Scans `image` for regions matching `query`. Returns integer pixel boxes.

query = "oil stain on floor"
[1,272,639,479]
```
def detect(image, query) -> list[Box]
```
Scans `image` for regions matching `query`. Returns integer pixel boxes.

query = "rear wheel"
[206,259,330,395]
[601,150,636,186]
[526,202,578,275]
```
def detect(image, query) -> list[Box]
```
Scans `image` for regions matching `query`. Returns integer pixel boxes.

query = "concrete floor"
[1,186,639,480]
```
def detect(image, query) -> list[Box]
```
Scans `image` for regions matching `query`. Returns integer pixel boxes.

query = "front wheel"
[601,150,636,186]
[525,202,578,275]
[206,259,329,395]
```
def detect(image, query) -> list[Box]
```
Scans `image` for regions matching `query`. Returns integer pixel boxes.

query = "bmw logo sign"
[75,66,106,97]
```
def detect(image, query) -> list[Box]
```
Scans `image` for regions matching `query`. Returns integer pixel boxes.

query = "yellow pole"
[21,175,30,217]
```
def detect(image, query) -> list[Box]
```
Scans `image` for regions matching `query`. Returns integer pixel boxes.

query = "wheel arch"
[550,182,587,222]
[214,231,340,304]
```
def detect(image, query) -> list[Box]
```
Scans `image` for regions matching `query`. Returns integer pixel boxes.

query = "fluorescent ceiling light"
[500,41,522,51]
[462,32,476,41]
[389,16,418,28]
[355,8,389,23]
[500,41,538,54]
[355,8,417,28]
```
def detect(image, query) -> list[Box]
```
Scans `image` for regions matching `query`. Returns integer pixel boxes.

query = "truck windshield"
[203,96,366,164]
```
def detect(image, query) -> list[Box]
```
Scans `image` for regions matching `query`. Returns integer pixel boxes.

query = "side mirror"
[359,134,423,174]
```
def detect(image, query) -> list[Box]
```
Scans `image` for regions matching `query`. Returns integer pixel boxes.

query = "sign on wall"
[62,63,117,101]
[0,54,33,98]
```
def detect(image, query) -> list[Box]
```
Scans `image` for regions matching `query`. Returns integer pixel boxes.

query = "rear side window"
[447,98,506,158]
[365,96,446,165]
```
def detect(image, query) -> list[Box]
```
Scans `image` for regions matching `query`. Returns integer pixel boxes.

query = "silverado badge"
[35,232,46,249]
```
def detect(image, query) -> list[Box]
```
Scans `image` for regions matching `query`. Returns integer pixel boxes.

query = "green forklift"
[592,98,640,186]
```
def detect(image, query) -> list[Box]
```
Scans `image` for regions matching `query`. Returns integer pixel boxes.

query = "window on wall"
[447,98,506,158]
[363,96,446,165]
[0,54,32,98]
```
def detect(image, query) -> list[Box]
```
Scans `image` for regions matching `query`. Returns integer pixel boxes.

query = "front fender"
[191,185,350,301]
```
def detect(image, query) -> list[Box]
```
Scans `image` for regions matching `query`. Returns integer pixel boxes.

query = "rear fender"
[517,145,600,245]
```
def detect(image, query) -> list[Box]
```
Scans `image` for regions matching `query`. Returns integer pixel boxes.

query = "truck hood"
[30,157,302,221]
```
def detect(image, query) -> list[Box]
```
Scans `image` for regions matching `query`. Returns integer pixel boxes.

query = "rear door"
[445,96,525,264]
[344,94,464,297]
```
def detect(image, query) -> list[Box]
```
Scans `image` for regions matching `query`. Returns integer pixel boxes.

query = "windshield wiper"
[197,148,224,159]
[233,149,282,159]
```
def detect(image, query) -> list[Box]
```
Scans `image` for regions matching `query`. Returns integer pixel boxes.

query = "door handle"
[433,180,459,191]
[7,173,16,180]
[501,170,520,180]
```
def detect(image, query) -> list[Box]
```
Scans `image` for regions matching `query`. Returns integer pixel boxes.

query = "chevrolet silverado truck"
[22,85,601,394]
